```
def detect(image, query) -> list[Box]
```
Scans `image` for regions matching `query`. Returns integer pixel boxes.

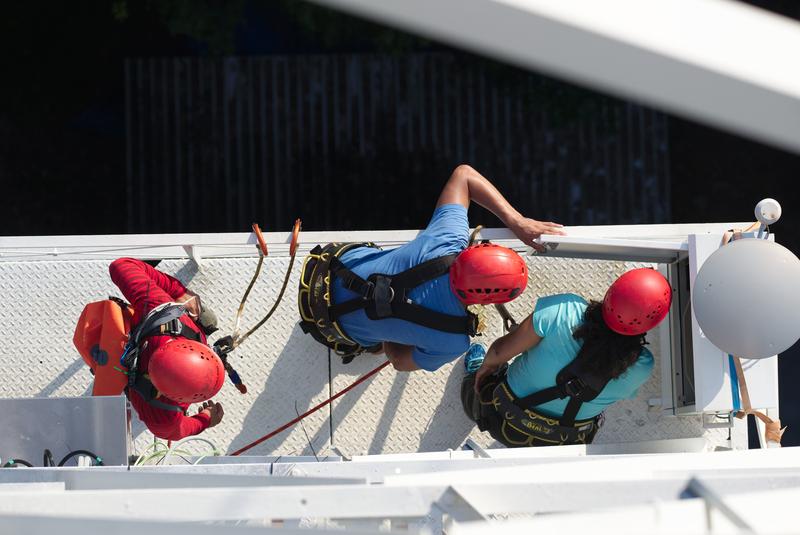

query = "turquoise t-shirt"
[505,293,653,420]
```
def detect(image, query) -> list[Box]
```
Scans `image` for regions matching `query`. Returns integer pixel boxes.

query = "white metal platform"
[3,445,800,533]
[0,223,774,458]
[0,223,787,534]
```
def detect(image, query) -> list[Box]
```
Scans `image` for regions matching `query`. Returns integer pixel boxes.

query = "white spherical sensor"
[692,238,800,358]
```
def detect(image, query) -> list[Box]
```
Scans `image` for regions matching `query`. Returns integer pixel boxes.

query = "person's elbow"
[108,257,136,282]
[437,165,474,208]
[447,164,476,188]
[108,258,125,279]
[451,164,475,178]
[390,356,419,372]
[149,425,187,442]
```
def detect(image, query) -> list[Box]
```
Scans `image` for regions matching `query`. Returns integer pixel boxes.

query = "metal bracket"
[702,412,734,429]
[182,245,202,269]
[463,438,491,458]
[681,477,753,533]
[436,486,487,524]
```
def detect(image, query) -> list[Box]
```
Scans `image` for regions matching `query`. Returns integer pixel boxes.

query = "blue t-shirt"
[331,204,471,371]
[506,293,653,420]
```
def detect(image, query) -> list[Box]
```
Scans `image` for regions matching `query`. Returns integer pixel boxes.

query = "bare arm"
[383,342,420,372]
[474,313,542,392]
[436,165,564,250]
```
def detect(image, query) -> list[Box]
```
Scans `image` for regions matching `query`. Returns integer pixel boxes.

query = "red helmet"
[602,268,672,336]
[149,338,225,403]
[450,243,528,305]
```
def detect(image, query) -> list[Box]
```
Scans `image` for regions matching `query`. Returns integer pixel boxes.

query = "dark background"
[2,1,799,445]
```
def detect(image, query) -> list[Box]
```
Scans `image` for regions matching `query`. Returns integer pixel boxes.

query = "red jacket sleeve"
[109,258,188,321]
[160,412,212,441]
[129,389,212,441]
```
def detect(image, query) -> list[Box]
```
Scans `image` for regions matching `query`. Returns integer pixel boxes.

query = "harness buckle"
[562,377,588,399]
[371,275,395,318]
[466,313,479,337]
[362,281,375,300]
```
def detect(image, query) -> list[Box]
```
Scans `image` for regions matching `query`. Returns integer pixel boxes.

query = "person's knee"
[387,354,414,372]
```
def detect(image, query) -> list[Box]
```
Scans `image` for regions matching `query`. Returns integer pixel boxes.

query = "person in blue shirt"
[299,164,564,372]
[461,268,672,447]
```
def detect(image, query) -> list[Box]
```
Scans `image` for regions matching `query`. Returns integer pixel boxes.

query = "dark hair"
[572,300,647,379]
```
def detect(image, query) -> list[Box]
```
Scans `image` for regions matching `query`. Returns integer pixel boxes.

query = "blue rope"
[728,354,741,412]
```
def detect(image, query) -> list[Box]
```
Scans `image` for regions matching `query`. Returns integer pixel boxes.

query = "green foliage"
[150,0,246,54]
[111,0,128,22]
[272,0,430,53]
[111,0,246,54]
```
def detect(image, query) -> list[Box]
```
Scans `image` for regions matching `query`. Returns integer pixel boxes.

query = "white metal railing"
[0,222,747,262]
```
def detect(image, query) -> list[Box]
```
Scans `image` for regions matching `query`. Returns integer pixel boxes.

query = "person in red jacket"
[109,257,224,441]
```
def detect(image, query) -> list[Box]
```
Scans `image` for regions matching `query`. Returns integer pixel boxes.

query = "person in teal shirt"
[506,293,653,420]
[461,269,671,447]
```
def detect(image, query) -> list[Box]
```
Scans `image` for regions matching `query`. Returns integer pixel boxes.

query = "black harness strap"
[390,300,477,335]
[327,253,477,336]
[131,375,185,413]
[329,296,371,321]
[121,302,203,412]
[330,256,375,298]
[298,243,382,360]
[299,242,478,362]
[512,353,613,427]
[389,254,458,288]
[166,319,203,343]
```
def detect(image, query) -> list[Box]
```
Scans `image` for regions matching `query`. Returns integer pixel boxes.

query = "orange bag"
[74,299,134,396]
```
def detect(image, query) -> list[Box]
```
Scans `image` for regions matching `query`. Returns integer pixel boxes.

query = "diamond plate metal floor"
[0,256,733,456]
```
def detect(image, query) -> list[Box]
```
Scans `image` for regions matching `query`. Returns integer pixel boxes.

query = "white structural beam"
[383,447,800,486]
[0,515,375,535]
[0,469,363,490]
[0,482,65,493]
[452,485,800,535]
[2,474,800,522]
[0,485,449,522]
[0,222,749,262]
[311,0,800,154]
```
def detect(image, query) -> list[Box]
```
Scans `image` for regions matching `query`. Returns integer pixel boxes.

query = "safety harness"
[120,301,202,413]
[507,350,612,427]
[484,349,612,447]
[299,242,479,362]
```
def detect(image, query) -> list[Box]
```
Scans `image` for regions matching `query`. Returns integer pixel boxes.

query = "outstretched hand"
[199,400,224,427]
[474,361,500,394]
[176,290,202,319]
[511,217,565,252]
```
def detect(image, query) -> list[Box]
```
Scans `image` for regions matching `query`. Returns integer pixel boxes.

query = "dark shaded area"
[1,1,799,446]
[0,1,618,236]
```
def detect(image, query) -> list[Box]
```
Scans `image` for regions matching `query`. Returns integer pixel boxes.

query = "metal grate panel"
[0,254,732,456]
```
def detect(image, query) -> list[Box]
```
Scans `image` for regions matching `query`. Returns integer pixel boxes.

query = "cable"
[231,360,390,456]
[231,223,269,341]
[131,437,219,466]
[43,449,55,467]
[233,219,302,348]
[58,449,104,467]
[3,458,33,468]
[295,400,319,461]
[160,436,220,466]
[133,441,170,466]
